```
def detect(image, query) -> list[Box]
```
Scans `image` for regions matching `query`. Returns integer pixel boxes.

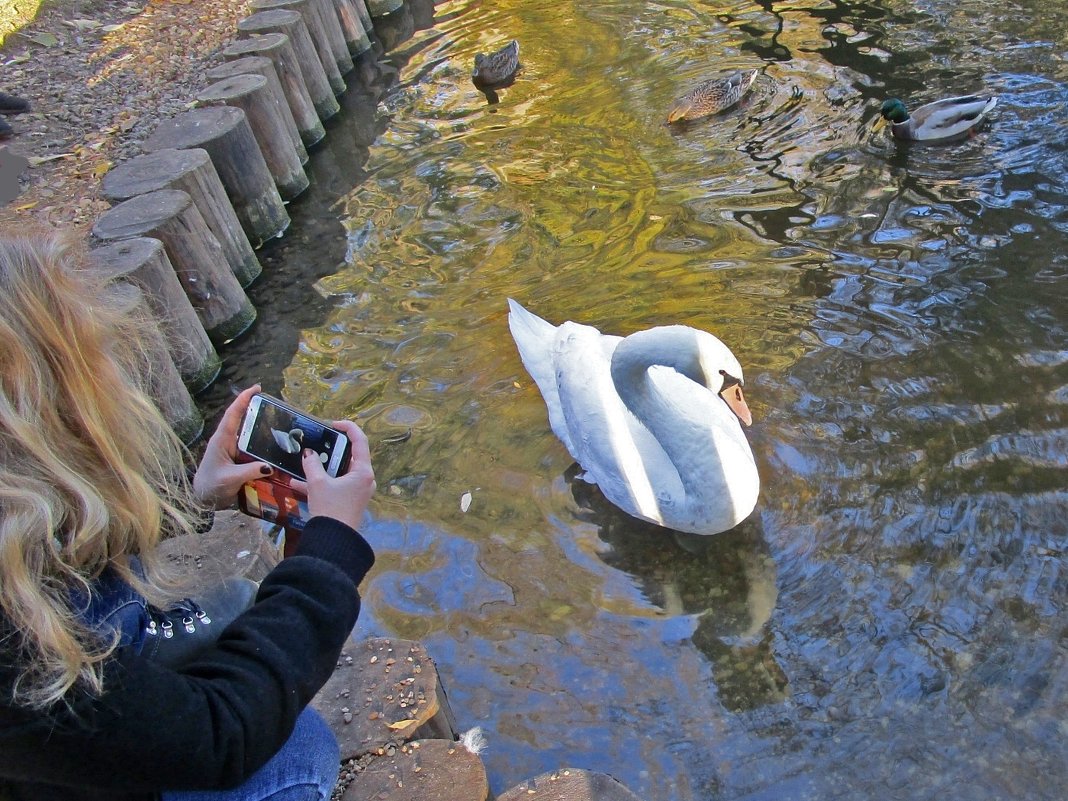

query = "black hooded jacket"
[0,516,374,801]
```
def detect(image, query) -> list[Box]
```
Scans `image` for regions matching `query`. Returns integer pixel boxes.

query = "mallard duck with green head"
[667,69,759,123]
[879,95,998,142]
[473,40,520,89]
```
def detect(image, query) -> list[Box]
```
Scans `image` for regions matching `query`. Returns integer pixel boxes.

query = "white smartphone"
[237,393,351,481]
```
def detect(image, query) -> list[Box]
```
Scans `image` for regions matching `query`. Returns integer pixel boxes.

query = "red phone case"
[237,474,311,532]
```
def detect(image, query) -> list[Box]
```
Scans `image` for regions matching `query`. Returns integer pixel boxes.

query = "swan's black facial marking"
[718,369,753,426]
[718,369,742,392]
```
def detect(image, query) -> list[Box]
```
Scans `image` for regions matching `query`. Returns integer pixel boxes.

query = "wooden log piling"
[107,281,205,445]
[238,9,341,122]
[91,189,257,346]
[339,739,490,801]
[331,0,372,55]
[312,637,457,762]
[365,0,403,19]
[222,34,326,148]
[197,74,310,202]
[158,510,281,587]
[101,148,263,289]
[497,770,646,801]
[249,0,348,95]
[143,106,291,248]
[207,56,310,167]
[351,0,373,34]
[304,0,356,77]
[89,237,222,395]
[373,0,413,52]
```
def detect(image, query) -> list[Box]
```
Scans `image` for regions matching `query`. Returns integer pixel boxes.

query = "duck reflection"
[566,464,788,712]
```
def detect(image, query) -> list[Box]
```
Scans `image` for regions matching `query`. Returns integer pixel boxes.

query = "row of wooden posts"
[88,0,408,444]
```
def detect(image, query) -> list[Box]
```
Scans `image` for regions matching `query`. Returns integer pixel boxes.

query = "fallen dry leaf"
[387,719,417,730]
[66,19,102,31]
[27,154,74,166]
[19,31,60,46]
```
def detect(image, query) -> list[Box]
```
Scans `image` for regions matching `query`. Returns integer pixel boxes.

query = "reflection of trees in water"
[565,464,788,712]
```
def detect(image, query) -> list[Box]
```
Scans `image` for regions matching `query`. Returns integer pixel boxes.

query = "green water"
[203,0,1068,797]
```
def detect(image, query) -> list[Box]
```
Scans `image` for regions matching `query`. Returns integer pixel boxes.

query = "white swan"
[507,299,760,535]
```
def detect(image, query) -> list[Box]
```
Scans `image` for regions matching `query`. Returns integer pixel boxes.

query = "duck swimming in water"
[879,94,998,142]
[472,40,520,89]
[667,69,759,123]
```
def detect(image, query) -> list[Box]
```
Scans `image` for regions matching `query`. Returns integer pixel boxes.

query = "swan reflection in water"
[567,465,788,712]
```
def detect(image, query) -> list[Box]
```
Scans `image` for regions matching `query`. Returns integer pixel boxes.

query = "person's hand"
[193,384,275,508]
[300,420,375,531]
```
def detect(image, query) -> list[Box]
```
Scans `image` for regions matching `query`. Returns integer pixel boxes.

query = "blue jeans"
[161,707,340,801]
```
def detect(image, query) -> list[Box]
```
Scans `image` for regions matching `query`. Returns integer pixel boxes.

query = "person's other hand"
[193,384,274,508]
[300,420,375,531]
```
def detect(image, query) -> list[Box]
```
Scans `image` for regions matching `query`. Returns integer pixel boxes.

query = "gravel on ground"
[0,0,249,234]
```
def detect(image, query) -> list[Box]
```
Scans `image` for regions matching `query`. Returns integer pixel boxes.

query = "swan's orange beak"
[720,384,753,427]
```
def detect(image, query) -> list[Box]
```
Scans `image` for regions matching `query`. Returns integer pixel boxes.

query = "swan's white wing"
[553,324,682,526]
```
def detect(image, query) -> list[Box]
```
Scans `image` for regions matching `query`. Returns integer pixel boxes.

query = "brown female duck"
[667,69,759,123]
[472,40,520,89]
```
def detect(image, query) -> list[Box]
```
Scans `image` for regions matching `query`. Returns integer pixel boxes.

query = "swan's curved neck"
[609,327,710,400]
[607,326,757,532]
[609,327,722,498]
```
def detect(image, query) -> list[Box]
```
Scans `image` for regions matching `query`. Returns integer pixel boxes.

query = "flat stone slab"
[159,510,279,591]
[339,738,489,801]
[498,769,646,801]
[312,637,457,761]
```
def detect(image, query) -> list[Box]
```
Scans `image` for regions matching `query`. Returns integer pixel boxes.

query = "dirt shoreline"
[0,0,249,234]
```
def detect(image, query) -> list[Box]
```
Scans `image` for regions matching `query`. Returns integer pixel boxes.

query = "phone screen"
[238,394,349,480]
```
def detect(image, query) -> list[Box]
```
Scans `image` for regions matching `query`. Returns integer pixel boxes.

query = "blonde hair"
[0,228,202,708]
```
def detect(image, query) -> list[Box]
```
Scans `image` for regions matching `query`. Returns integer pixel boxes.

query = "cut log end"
[496,769,648,801]
[312,637,458,762]
[339,738,489,801]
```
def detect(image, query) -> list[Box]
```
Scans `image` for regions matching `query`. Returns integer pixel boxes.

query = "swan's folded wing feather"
[554,326,678,525]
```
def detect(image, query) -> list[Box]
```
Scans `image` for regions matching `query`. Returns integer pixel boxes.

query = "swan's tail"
[507,298,554,345]
[506,299,557,389]
[507,299,575,456]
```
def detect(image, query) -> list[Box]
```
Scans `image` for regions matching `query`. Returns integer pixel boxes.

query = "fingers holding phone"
[302,421,375,531]
[194,384,275,508]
